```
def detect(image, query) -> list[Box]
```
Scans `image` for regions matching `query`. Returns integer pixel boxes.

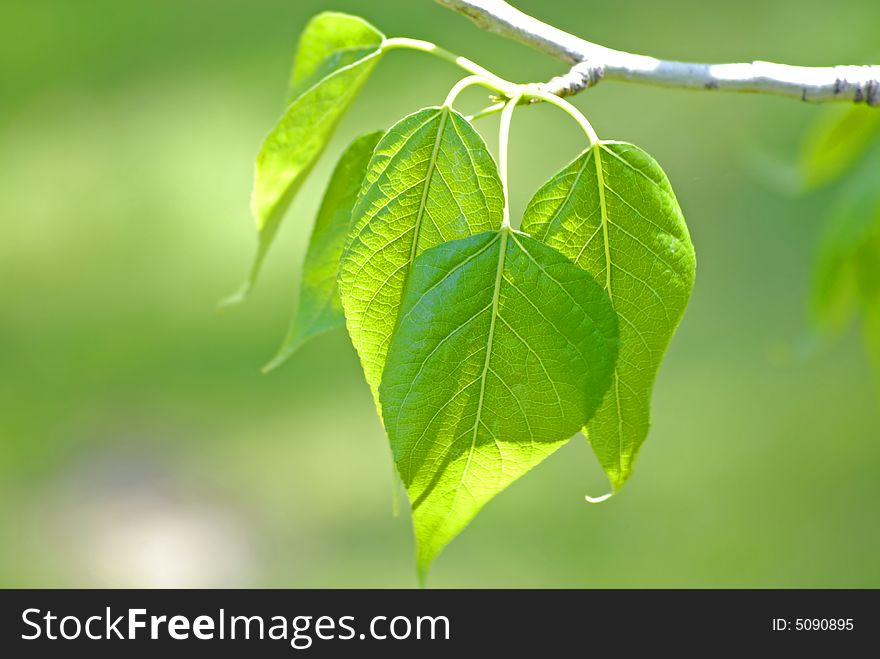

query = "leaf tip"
[414,536,440,588]
[416,560,431,589]
[216,280,253,312]
[261,341,299,374]
[219,239,271,312]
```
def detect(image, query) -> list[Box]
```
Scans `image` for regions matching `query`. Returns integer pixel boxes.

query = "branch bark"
[434,0,880,106]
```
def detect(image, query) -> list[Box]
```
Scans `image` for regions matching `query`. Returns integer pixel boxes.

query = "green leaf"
[288,13,384,98]
[338,106,503,409]
[810,145,880,396]
[521,141,696,491]
[264,131,383,372]
[379,229,619,578]
[800,105,880,190]
[811,150,880,335]
[223,13,385,306]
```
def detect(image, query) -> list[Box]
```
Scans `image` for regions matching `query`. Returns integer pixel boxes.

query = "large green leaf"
[338,106,503,409]
[521,141,696,491]
[224,13,385,305]
[380,229,618,578]
[264,131,383,372]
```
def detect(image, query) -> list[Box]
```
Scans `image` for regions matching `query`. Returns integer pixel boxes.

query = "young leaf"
[521,141,696,492]
[812,199,877,335]
[800,105,880,190]
[811,150,880,335]
[338,107,503,409]
[224,13,385,305]
[380,229,619,578]
[264,131,383,372]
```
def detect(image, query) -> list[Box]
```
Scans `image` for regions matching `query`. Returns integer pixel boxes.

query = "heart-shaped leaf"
[380,229,618,578]
[522,141,696,491]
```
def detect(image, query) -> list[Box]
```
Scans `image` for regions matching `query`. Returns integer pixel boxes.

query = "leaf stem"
[443,75,501,108]
[382,37,513,95]
[465,101,507,122]
[498,92,522,229]
[585,491,614,504]
[383,36,603,144]
[523,87,599,145]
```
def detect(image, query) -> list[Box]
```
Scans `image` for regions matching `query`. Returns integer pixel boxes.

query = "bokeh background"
[1,0,878,587]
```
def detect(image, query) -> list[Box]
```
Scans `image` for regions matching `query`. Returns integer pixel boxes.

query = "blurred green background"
[1,0,878,587]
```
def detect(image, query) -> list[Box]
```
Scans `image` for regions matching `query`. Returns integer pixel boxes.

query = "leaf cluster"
[228,12,696,578]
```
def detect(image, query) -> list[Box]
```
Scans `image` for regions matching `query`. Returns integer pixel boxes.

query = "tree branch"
[434,0,880,106]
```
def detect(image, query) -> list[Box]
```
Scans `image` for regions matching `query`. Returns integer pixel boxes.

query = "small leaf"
[800,105,880,190]
[521,141,696,491]
[811,150,880,335]
[264,131,383,372]
[810,144,880,395]
[338,106,503,410]
[380,229,619,578]
[224,13,385,305]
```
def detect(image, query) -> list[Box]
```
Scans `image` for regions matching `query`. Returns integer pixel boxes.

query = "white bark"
[435,0,880,106]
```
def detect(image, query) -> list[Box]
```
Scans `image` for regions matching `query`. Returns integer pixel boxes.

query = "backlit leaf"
[521,141,696,491]
[264,131,383,372]
[288,13,384,98]
[338,106,503,410]
[224,13,385,305]
[380,229,618,578]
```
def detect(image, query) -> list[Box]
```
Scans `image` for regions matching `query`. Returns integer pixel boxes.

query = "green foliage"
[801,106,880,189]
[265,131,383,371]
[379,229,618,577]
[521,142,695,491]
[811,166,880,334]
[224,13,385,305]
[338,106,502,410]
[232,9,703,578]
[288,13,384,99]
[227,9,802,580]
[804,106,880,393]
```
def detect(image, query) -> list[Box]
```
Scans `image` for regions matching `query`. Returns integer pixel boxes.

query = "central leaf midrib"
[379,107,451,387]
[592,142,626,481]
[460,228,509,489]
[593,143,613,299]
[408,107,450,270]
